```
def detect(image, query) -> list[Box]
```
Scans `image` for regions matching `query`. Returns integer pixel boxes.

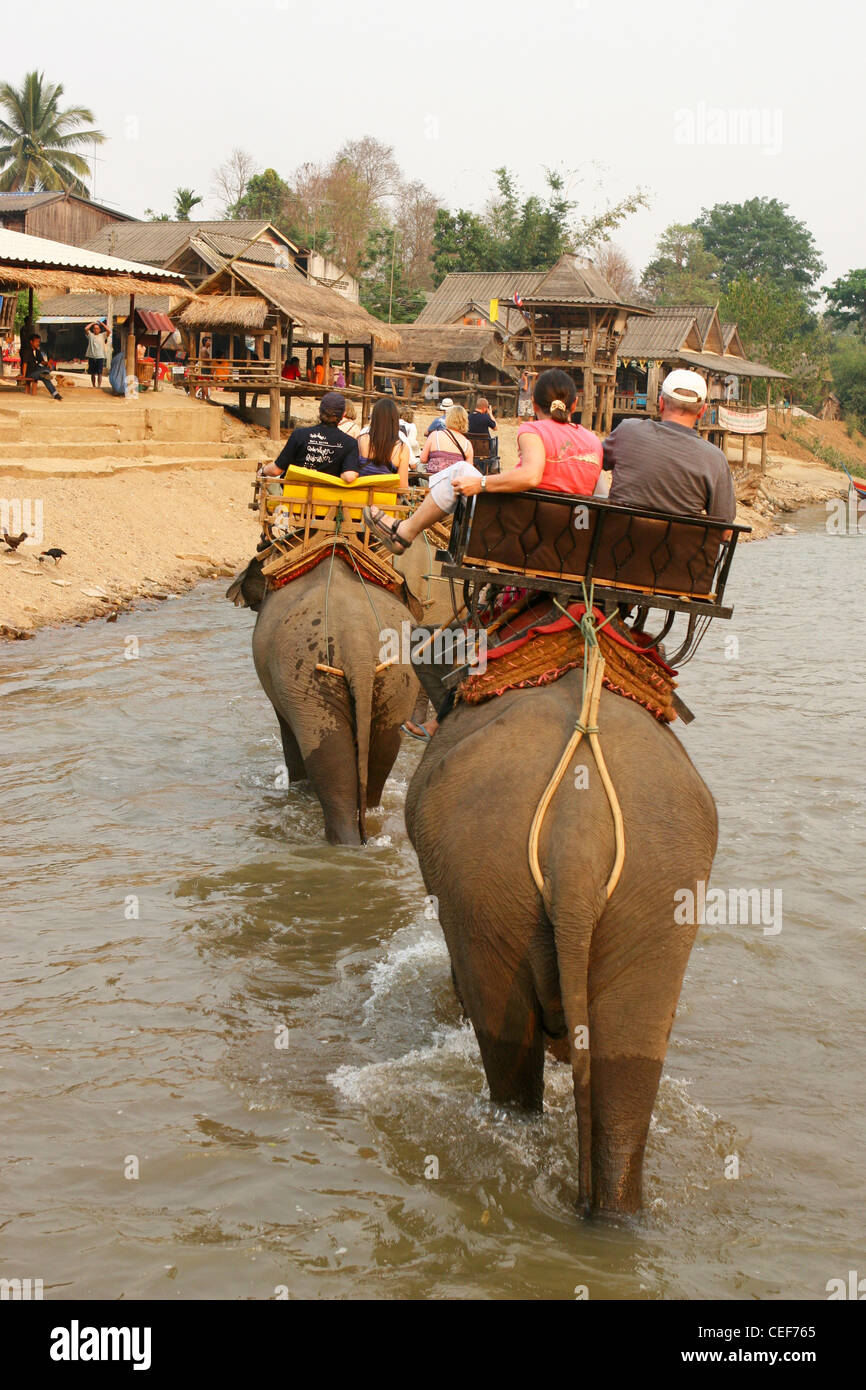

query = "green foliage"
[232,167,290,224]
[0,70,104,195]
[431,207,495,284]
[640,224,719,304]
[14,288,39,332]
[830,339,866,422]
[693,197,824,301]
[824,268,866,337]
[719,276,814,372]
[431,167,648,285]
[144,207,170,221]
[360,223,426,322]
[173,187,203,220]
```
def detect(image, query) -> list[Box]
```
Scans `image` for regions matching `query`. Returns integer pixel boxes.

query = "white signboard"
[718,405,767,434]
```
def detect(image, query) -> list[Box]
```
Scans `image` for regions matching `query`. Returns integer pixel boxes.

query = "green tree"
[694,197,824,300]
[173,186,203,220]
[14,288,40,332]
[824,268,866,337]
[719,275,815,372]
[431,168,647,285]
[360,223,426,322]
[144,207,170,221]
[0,70,104,194]
[640,224,720,304]
[233,167,291,223]
[431,207,494,284]
[830,339,866,421]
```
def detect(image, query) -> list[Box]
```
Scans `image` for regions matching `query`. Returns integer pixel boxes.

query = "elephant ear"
[226,556,266,611]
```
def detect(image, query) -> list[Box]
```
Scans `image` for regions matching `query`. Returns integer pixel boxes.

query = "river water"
[1,505,863,1301]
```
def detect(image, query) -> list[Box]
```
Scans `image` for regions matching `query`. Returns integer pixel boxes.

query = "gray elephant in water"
[405,668,718,1217]
[234,543,451,844]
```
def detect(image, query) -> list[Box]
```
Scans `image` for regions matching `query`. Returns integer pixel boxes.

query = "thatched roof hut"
[174,261,399,348]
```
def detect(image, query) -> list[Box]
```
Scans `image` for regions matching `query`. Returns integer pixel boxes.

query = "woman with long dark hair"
[342,397,409,487]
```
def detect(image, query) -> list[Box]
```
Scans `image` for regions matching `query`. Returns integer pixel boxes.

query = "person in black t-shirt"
[466,397,497,438]
[261,393,360,479]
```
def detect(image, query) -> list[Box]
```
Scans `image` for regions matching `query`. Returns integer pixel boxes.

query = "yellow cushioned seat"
[266,465,402,525]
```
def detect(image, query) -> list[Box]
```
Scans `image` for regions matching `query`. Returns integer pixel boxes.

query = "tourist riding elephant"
[232,539,451,845]
[405,669,718,1217]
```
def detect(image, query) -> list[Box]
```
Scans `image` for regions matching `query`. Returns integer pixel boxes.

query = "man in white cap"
[602,369,735,521]
[425,397,454,436]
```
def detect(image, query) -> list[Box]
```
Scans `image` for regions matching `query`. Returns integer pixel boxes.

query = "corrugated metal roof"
[0,227,184,279]
[0,191,133,219]
[618,310,701,358]
[38,292,173,319]
[83,220,293,267]
[679,349,787,380]
[136,309,175,334]
[0,192,60,212]
[416,271,544,324]
[524,254,648,311]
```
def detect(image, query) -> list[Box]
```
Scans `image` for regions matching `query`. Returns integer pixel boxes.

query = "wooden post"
[646,361,660,413]
[239,390,247,417]
[269,320,281,440]
[125,294,136,391]
[344,342,350,384]
[363,341,373,424]
[322,331,330,385]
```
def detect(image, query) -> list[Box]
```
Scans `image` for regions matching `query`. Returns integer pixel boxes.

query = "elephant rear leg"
[587,910,698,1216]
[276,712,306,782]
[366,724,402,808]
[453,952,545,1112]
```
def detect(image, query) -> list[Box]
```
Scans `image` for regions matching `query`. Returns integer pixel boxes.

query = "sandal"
[401,721,432,742]
[363,504,410,554]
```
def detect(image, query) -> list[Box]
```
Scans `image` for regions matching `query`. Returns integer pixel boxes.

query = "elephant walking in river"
[405,668,718,1217]
[238,543,451,844]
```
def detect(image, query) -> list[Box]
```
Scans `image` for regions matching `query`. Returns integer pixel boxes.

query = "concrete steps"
[0,455,261,478]
[0,439,269,459]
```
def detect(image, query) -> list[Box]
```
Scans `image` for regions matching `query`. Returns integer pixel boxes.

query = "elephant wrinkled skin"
[405,668,718,1217]
[247,541,451,844]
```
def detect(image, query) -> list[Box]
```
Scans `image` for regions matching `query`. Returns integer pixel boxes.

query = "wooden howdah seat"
[437,490,748,667]
[256,465,415,594]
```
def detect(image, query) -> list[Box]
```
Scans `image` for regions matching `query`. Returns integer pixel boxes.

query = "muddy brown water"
[1,505,863,1300]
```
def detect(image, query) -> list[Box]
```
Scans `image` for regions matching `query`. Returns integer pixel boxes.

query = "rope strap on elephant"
[527,598,626,901]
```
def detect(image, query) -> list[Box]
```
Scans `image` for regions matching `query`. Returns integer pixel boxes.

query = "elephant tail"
[344,654,374,844]
[551,913,595,1215]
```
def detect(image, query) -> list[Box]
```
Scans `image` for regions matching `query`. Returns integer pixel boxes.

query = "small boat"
[840,460,866,499]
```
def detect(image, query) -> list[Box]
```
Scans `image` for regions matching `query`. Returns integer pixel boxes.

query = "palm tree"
[0,71,104,195]
[173,187,203,221]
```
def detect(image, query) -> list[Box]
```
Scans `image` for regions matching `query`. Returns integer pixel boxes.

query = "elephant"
[233,538,452,845]
[405,668,718,1217]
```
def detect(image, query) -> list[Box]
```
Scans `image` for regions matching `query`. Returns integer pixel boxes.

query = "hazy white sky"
[12,0,864,286]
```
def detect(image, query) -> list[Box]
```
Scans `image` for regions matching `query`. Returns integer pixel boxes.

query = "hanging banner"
[489,298,499,322]
[718,405,767,433]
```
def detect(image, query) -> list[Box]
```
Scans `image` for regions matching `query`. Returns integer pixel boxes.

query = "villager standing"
[84,320,111,388]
